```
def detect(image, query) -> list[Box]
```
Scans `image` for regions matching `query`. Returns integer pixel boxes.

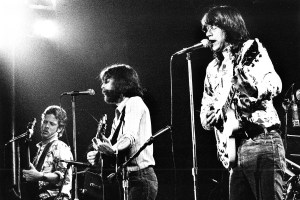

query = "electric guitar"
[214,86,240,169]
[213,39,267,169]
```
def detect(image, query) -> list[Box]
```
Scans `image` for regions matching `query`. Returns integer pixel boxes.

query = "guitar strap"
[35,140,56,171]
[111,106,126,146]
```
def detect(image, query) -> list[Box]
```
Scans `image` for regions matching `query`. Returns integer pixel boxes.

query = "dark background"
[0,0,299,199]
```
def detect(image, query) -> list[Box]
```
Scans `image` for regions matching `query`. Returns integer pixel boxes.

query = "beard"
[102,89,123,104]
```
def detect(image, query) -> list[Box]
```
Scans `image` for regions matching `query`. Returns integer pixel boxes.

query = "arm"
[91,135,131,156]
[200,64,220,130]
[52,142,73,196]
[93,97,145,155]
[22,163,60,183]
[233,39,282,100]
[22,142,73,186]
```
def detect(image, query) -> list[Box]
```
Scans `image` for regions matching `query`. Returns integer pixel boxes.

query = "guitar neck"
[26,143,31,169]
[222,87,237,116]
[25,118,36,169]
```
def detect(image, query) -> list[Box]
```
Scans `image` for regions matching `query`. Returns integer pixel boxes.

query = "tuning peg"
[282,99,291,111]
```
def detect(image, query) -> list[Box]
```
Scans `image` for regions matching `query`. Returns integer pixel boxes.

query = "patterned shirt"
[33,137,73,199]
[109,96,155,171]
[200,38,282,130]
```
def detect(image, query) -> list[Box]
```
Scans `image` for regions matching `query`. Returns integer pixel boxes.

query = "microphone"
[89,183,102,190]
[60,160,93,167]
[174,39,211,55]
[61,89,95,96]
[291,91,300,127]
[151,125,172,140]
[296,89,300,101]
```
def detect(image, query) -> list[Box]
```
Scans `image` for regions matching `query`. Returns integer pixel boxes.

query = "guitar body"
[214,103,239,169]
[21,181,40,200]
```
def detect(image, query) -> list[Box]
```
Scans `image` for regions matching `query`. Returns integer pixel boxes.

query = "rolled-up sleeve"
[121,97,146,147]
[53,142,73,196]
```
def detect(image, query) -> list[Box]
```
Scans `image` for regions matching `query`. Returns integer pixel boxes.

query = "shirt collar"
[222,44,233,57]
[116,97,129,114]
[36,135,58,147]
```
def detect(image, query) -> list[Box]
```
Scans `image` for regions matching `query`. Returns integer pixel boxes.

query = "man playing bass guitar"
[22,105,73,200]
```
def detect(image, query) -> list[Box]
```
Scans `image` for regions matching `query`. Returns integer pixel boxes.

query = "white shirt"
[109,96,155,171]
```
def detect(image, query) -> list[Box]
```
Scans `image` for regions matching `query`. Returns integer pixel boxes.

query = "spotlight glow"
[0,0,28,46]
[32,19,58,39]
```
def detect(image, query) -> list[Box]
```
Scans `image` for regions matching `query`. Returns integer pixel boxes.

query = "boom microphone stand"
[107,126,171,200]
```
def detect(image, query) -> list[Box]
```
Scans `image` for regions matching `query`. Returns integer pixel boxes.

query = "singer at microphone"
[174,39,211,55]
[198,5,285,200]
[86,64,158,199]
[61,89,95,96]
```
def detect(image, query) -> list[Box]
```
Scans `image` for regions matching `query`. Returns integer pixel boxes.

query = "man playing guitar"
[199,5,285,200]
[22,105,73,200]
[87,64,158,200]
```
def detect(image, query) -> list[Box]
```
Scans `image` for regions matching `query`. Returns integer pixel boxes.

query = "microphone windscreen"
[296,89,300,101]
[88,89,96,95]
[201,39,211,48]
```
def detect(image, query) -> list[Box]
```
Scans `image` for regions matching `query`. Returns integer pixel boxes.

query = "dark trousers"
[230,130,286,200]
[118,166,158,200]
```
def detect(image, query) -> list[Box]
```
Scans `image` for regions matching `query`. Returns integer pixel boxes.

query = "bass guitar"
[25,118,37,169]
[21,118,38,199]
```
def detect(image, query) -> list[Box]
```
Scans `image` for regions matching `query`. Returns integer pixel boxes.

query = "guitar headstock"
[27,118,37,139]
[96,114,107,140]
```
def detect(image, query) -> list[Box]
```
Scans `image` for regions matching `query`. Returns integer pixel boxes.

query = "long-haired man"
[87,64,158,200]
[199,5,285,200]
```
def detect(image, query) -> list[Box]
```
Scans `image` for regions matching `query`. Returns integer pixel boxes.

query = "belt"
[242,123,281,139]
[128,166,154,177]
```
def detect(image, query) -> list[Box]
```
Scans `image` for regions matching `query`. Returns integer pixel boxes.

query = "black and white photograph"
[0,0,299,200]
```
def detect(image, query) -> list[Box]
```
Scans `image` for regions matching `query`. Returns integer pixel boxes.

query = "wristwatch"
[41,172,47,181]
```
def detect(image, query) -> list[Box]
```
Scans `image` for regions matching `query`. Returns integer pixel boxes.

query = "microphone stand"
[71,96,79,200]
[282,99,290,151]
[107,126,171,200]
[5,130,33,146]
[186,52,198,200]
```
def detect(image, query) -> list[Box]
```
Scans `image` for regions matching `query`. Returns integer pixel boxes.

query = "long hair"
[201,5,250,48]
[41,105,67,138]
[99,64,144,97]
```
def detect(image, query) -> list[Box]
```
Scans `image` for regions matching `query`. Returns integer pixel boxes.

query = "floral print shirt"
[200,38,282,130]
[33,138,73,199]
